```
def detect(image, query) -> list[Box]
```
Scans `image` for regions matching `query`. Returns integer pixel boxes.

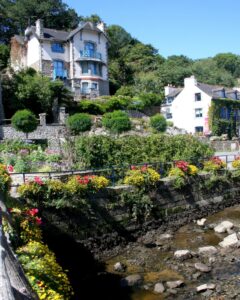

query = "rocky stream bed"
[103,205,240,299]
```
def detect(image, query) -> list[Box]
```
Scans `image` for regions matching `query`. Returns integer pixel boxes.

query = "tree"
[2,68,73,118]
[150,114,167,132]
[213,53,240,77]
[11,109,38,138]
[0,0,80,43]
[80,14,102,25]
[66,113,92,135]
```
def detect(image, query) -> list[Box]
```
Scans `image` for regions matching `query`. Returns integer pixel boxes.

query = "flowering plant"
[232,156,240,169]
[203,156,226,172]
[169,161,199,177]
[0,163,12,193]
[124,166,160,186]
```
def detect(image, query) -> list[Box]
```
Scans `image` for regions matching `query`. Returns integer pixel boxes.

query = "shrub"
[232,156,240,169]
[66,113,92,134]
[203,156,226,172]
[14,158,31,173]
[150,114,167,132]
[124,166,160,186]
[102,110,131,133]
[78,100,105,115]
[17,241,73,299]
[0,164,12,193]
[11,110,38,137]
[167,121,174,127]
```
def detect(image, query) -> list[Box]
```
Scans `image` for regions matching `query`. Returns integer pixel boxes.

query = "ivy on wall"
[208,98,240,138]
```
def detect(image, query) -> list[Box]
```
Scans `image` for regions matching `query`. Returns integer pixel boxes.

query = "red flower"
[7,208,13,213]
[131,165,137,170]
[26,208,39,217]
[7,165,14,173]
[35,217,42,225]
[34,176,44,185]
[175,161,189,172]
[141,166,147,172]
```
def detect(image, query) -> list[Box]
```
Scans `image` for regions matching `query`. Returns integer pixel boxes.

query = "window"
[195,93,201,101]
[195,126,203,133]
[80,62,102,76]
[167,97,173,104]
[195,108,203,118]
[82,82,89,94]
[166,113,172,119]
[220,107,227,119]
[51,43,64,53]
[84,42,95,57]
[91,83,98,90]
[53,60,66,79]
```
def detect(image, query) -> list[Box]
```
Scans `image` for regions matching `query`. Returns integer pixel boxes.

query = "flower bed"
[0,163,12,193]
[203,156,226,172]
[123,166,160,186]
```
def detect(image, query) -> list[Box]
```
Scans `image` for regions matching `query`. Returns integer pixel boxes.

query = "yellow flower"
[188,165,199,175]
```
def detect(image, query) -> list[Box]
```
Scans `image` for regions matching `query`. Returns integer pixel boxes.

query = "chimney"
[36,19,44,38]
[164,84,176,96]
[184,75,197,88]
[97,22,106,33]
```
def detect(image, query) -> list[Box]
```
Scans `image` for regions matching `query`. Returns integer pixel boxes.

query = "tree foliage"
[2,68,72,118]
[102,110,131,133]
[11,109,38,134]
[150,114,167,132]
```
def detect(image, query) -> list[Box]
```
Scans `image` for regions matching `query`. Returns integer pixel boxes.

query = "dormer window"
[51,43,64,53]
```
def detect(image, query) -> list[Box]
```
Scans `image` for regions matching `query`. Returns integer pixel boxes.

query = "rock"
[120,274,143,287]
[209,257,216,264]
[194,262,211,273]
[166,280,184,289]
[198,246,218,256]
[156,233,173,246]
[174,250,192,260]
[202,290,213,297]
[114,262,125,272]
[192,272,201,279]
[219,233,240,248]
[197,218,207,226]
[154,282,165,293]
[167,288,177,294]
[214,221,234,233]
[196,283,216,292]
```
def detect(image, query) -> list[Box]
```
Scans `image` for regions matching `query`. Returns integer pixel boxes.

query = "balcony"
[75,50,103,63]
[53,69,68,80]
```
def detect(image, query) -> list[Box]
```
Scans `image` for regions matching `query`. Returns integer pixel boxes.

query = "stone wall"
[42,174,240,255]
[0,125,67,150]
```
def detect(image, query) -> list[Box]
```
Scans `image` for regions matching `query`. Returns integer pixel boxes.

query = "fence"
[9,154,239,188]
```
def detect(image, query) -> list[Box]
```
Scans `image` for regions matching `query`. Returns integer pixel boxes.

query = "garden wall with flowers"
[11,156,240,253]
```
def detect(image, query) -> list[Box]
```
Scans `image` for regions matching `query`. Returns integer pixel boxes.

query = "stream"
[104,205,240,299]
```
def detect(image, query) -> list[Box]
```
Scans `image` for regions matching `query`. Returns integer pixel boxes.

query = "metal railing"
[80,50,102,60]
[9,154,240,188]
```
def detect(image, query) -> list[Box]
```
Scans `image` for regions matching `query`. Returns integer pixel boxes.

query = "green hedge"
[73,134,214,168]
[102,110,131,133]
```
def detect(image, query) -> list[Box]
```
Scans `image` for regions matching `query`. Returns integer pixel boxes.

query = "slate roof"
[167,88,183,98]
[197,82,240,100]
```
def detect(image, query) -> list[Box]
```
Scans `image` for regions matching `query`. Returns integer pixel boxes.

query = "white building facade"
[11,20,109,99]
[162,76,240,134]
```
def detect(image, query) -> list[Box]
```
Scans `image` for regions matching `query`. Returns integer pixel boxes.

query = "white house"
[10,19,109,99]
[162,76,240,134]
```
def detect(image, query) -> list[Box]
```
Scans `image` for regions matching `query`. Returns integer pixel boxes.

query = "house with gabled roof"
[10,19,109,99]
[162,76,240,135]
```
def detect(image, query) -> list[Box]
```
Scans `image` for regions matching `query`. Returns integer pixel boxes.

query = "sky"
[65,0,240,60]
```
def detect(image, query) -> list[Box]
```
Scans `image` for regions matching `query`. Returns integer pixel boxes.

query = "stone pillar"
[39,113,46,126]
[59,107,67,125]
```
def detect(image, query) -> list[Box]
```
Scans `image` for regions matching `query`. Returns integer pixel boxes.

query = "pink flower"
[131,165,137,170]
[7,165,14,173]
[34,176,44,185]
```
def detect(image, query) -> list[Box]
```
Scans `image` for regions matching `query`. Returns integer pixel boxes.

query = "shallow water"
[105,205,240,300]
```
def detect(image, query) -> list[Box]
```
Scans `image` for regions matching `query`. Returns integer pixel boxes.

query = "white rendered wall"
[72,30,108,80]
[42,41,70,62]
[27,36,40,67]
[171,79,212,134]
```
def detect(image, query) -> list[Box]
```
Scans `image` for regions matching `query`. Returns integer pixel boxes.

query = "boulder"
[219,233,240,248]
[196,283,216,292]
[166,280,184,289]
[174,250,192,260]
[197,218,207,226]
[114,262,125,272]
[120,274,143,287]
[156,233,173,246]
[214,221,234,233]
[198,246,218,256]
[194,262,211,273]
[154,282,165,294]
